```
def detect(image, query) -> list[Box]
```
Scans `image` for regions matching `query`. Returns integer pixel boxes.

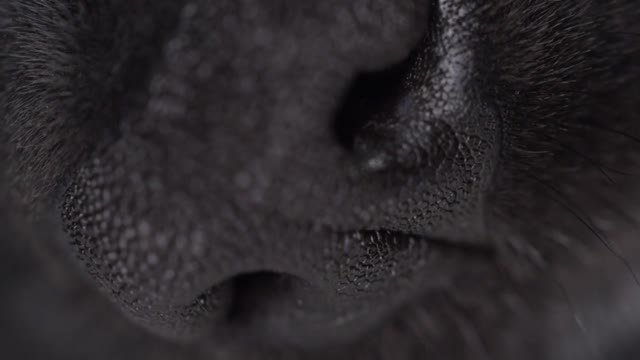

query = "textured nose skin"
[61,0,499,344]
[61,0,435,340]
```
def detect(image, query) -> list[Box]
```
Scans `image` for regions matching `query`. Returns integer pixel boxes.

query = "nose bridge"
[126,0,429,217]
[139,0,428,140]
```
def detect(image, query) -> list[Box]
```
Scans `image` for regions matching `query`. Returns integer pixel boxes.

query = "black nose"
[61,0,496,344]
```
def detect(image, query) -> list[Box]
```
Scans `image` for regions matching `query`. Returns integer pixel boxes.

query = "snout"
[61,0,498,344]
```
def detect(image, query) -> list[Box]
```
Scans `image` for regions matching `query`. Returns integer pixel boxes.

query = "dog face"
[2,1,640,359]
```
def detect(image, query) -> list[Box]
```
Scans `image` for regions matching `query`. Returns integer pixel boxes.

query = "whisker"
[538,133,629,184]
[578,122,640,148]
[525,171,640,287]
[553,277,586,335]
[446,299,490,357]
[552,276,602,360]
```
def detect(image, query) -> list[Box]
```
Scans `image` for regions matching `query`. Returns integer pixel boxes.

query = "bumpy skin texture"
[2,0,640,359]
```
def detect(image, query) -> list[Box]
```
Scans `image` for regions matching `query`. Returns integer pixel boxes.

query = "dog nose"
[62,0,433,341]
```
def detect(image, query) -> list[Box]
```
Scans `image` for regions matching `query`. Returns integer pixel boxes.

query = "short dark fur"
[2,1,640,359]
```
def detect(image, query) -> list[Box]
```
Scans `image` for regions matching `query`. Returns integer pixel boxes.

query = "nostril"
[225,271,305,325]
[137,271,307,341]
[333,53,416,152]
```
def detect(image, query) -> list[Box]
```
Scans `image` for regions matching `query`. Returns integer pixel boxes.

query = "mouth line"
[335,227,496,255]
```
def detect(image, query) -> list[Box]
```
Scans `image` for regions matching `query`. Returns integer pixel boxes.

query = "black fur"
[2,0,640,359]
